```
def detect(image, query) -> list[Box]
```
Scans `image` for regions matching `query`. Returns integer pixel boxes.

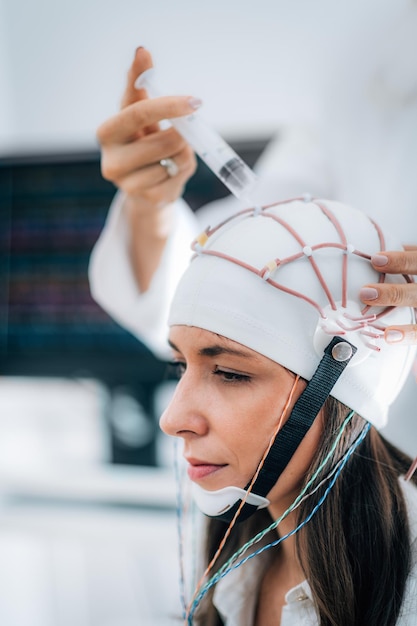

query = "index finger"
[120,47,160,135]
[384,324,417,345]
[121,47,154,109]
[97,95,202,144]
[371,249,417,275]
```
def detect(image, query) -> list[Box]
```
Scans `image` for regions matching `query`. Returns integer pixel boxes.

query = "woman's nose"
[159,377,209,438]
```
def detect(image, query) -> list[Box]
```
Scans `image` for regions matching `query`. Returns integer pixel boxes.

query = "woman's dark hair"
[193,396,416,626]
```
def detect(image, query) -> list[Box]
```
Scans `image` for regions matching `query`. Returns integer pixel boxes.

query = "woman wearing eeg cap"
[160,198,417,625]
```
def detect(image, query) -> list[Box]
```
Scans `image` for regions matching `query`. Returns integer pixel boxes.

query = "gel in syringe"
[135,68,258,203]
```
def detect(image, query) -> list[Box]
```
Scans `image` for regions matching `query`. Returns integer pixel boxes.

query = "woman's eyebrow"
[168,339,181,353]
[198,344,254,359]
[167,339,254,359]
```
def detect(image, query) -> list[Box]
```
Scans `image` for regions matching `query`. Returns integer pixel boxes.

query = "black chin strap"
[215,337,357,523]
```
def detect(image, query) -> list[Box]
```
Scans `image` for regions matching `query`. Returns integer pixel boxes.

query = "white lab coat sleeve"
[89,127,333,358]
[88,190,199,360]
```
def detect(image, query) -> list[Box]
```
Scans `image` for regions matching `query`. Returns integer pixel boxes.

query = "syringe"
[135,68,257,203]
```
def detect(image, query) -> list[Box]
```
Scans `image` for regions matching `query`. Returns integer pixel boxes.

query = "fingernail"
[371,254,389,268]
[385,329,404,344]
[359,287,379,301]
[188,97,203,110]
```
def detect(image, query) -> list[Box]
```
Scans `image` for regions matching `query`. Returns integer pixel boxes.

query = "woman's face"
[160,326,323,514]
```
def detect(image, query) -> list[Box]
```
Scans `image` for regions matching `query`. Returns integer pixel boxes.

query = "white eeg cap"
[168,199,416,428]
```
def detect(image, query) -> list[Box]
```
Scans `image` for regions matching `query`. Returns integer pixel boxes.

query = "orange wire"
[404,456,417,481]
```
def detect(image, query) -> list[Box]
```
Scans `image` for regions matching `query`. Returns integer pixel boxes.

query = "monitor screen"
[0,154,157,381]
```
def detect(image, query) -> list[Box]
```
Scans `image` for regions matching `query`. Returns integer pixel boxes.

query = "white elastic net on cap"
[191,196,414,354]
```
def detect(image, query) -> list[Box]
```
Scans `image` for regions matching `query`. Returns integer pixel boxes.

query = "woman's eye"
[213,368,251,383]
[169,361,186,379]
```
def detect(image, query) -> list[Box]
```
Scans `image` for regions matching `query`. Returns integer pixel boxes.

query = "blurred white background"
[0,0,410,153]
[0,376,181,626]
[0,0,416,624]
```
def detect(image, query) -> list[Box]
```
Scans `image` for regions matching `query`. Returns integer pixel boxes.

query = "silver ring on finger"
[159,157,179,178]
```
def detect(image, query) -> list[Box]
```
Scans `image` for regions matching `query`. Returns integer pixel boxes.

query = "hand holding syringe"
[135,68,258,204]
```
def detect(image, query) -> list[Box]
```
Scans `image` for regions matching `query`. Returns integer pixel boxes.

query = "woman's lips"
[186,459,227,481]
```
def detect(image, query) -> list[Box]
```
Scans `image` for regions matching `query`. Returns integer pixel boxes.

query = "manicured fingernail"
[385,329,404,344]
[359,287,379,301]
[188,97,203,110]
[371,254,389,267]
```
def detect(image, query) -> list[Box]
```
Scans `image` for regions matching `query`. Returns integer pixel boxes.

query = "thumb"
[121,47,154,109]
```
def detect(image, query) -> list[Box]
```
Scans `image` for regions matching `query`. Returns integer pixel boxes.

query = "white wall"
[0,0,14,145]
[0,0,407,154]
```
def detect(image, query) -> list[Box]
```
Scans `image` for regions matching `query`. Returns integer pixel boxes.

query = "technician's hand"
[97,47,200,214]
[360,246,417,345]
[96,47,201,292]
